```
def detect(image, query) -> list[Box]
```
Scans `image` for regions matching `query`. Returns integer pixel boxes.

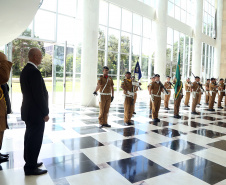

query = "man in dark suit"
[20,48,49,176]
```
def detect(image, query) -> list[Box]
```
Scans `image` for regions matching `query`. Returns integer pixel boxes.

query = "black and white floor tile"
[2,98,226,185]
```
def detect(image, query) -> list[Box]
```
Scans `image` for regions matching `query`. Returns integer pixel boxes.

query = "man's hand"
[44,115,49,122]
[111,96,114,102]
[93,91,98,96]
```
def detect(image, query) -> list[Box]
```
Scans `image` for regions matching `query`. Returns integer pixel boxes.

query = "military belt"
[100,93,111,95]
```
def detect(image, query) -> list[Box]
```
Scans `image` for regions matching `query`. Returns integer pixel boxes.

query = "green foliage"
[66,54,73,73]
[12,30,45,76]
[166,36,192,78]
[39,53,52,77]
[97,29,131,75]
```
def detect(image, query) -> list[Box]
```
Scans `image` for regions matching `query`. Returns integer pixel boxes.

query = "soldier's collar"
[126,79,131,82]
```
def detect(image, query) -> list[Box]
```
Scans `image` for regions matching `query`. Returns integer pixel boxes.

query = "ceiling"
[0,0,40,46]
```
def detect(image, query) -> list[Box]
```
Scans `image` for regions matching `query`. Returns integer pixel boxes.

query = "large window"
[99,0,155,91]
[201,43,214,82]
[202,0,215,37]
[168,0,194,26]
[10,0,84,107]
[21,0,82,45]
[166,27,193,81]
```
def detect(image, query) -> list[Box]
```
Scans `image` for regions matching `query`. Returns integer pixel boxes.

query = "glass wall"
[201,43,214,82]
[99,0,155,91]
[3,0,218,109]
[168,0,194,26]
[202,0,215,38]
[10,0,83,108]
[166,27,193,81]
[22,0,82,44]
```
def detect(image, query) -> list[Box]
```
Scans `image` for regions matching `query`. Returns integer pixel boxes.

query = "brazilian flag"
[174,53,183,100]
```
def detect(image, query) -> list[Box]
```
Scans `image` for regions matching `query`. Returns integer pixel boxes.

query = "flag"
[174,53,183,100]
[134,61,142,80]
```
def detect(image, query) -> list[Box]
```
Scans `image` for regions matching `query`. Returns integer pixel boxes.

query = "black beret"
[126,71,131,75]
[154,74,160,77]
[211,78,215,81]
[195,76,200,79]
[103,66,109,70]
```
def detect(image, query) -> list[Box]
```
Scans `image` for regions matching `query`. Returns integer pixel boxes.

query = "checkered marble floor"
[2,98,226,185]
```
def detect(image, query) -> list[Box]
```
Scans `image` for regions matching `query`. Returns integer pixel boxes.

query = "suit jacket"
[1,83,12,114]
[20,63,49,123]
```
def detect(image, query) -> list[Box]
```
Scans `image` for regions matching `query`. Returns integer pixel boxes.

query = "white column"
[154,0,168,79]
[192,0,203,77]
[81,0,99,106]
[214,0,223,77]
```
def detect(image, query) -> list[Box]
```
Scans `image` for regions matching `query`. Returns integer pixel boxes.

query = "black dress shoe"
[25,169,48,176]
[153,118,158,122]
[198,104,201,105]
[0,153,9,158]
[174,115,181,119]
[157,118,160,122]
[185,105,190,107]
[164,108,170,110]
[207,109,215,111]
[125,122,134,126]
[191,112,199,115]
[218,107,223,109]
[0,156,8,163]
[37,162,43,168]
[133,112,136,114]
[100,124,111,128]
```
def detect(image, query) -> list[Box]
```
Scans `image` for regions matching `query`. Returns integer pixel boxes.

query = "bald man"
[20,48,49,175]
[0,52,12,163]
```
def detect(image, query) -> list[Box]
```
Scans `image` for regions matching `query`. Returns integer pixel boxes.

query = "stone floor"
[1,98,226,185]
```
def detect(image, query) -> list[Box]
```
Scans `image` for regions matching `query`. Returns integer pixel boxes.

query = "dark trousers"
[0,131,4,150]
[24,120,45,171]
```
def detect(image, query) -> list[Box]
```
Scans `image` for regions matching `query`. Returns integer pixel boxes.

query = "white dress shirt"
[27,61,37,68]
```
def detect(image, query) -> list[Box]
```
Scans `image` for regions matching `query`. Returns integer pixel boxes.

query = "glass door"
[52,45,65,105]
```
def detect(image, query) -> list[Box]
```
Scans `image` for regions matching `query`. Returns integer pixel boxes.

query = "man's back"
[20,63,49,122]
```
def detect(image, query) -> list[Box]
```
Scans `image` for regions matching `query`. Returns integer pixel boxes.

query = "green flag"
[174,53,182,100]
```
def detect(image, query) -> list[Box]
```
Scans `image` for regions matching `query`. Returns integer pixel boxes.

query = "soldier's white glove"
[127,91,134,96]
